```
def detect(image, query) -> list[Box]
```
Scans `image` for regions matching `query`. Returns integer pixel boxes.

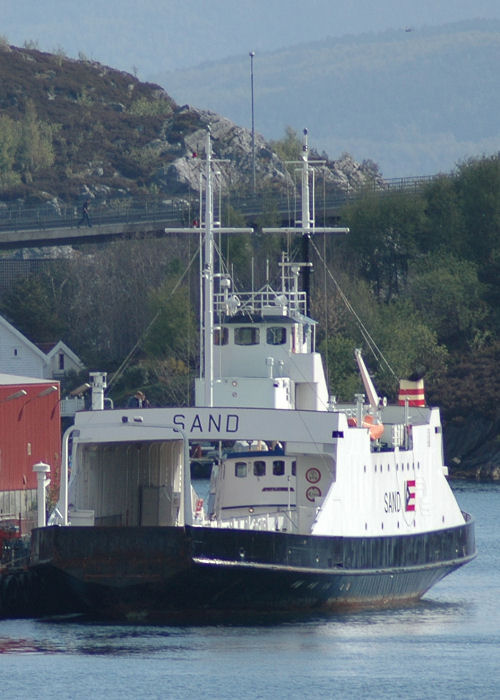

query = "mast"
[301,128,312,314]
[203,130,215,407]
[195,129,253,408]
[262,130,349,318]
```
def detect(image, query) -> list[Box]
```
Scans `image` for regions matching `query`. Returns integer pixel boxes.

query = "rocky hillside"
[0,43,381,208]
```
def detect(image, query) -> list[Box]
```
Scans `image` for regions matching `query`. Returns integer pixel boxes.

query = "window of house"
[234,327,259,345]
[235,462,247,478]
[253,460,266,476]
[58,352,65,370]
[267,327,286,345]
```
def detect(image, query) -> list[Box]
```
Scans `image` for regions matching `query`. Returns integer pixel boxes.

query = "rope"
[308,235,398,380]
[108,244,201,388]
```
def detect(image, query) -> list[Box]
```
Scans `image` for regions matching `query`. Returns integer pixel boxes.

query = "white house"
[0,315,85,380]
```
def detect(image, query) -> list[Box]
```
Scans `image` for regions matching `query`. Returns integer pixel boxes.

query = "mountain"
[0,42,378,207]
[154,20,500,178]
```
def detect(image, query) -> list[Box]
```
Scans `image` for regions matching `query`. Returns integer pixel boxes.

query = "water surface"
[0,482,497,699]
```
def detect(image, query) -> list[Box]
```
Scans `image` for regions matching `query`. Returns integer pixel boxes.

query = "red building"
[0,374,61,542]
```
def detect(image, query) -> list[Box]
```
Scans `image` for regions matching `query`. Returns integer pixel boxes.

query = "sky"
[2,0,500,78]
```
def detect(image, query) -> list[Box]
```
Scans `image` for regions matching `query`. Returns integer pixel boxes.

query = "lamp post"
[249,51,256,194]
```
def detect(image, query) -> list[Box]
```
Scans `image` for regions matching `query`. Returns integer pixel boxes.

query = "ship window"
[267,327,286,345]
[235,327,260,345]
[235,462,247,478]
[254,460,266,476]
[303,324,311,344]
[292,461,296,476]
[273,460,285,476]
[214,327,228,345]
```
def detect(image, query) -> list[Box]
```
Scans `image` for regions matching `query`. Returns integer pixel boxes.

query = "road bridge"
[0,176,432,250]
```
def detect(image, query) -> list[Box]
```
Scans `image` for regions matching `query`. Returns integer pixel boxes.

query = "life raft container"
[347,414,384,440]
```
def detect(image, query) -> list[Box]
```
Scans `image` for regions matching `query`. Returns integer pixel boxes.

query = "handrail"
[0,175,435,236]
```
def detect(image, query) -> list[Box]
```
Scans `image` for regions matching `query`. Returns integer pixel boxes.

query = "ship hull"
[30,519,475,622]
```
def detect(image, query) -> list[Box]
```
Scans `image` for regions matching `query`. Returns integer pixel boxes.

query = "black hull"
[29,519,476,622]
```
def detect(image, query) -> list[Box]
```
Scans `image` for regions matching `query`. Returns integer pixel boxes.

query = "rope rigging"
[108,243,201,389]
[308,234,398,381]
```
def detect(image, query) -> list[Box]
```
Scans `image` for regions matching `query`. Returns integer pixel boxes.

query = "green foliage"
[455,155,500,263]
[407,254,488,348]
[0,101,55,187]
[270,126,302,175]
[367,300,449,397]
[0,266,69,342]
[0,115,21,187]
[143,280,198,363]
[342,189,427,300]
[129,97,173,118]
[421,175,465,255]
[320,334,362,402]
[17,100,55,176]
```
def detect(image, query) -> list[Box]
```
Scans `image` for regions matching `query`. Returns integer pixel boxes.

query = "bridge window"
[253,460,266,476]
[273,460,285,476]
[267,327,286,345]
[292,461,296,476]
[214,327,228,345]
[235,462,247,478]
[235,327,260,346]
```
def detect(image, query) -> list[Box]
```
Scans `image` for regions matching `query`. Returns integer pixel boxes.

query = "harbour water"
[0,481,498,699]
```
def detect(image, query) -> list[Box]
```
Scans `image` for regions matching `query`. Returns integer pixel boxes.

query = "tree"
[366,300,449,399]
[455,155,500,264]
[342,189,427,301]
[0,115,21,187]
[407,254,488,349]
[270,126,302,176]
[320,333,362,402]
[0,266,70,342]
[144,280,198,363]
[421,174,466,255]
[16,100,55,180]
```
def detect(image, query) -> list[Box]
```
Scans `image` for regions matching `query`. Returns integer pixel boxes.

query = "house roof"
[0,315,84,369]
[0,315,48,362]
[45,340,85,369]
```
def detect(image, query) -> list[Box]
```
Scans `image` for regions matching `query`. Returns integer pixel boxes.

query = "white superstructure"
[60,128,466,549]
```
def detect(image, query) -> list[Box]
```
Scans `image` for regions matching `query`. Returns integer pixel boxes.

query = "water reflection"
[0,594,480,657]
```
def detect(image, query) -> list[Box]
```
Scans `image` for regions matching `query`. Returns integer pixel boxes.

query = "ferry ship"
[30,130,476,621]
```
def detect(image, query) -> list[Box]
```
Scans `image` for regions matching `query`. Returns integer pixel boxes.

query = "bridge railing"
[0,175,434,234]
